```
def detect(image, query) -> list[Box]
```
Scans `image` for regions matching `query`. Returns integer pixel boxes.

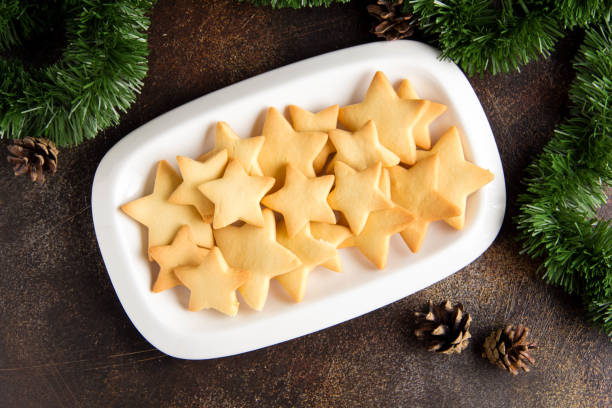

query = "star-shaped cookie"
[289,104,339,173]
[396,79,447,150]
[338,71,426,165]
[121,160,214,255]
[198,121,264,176]
[168,150,228,221]
[328,120,399,171]
[199,159,275,229]
[174,247,249,316]
[310,222,352,272]
[416,126,494,229]
[328,161,392,235]
[389,154,461,253]
[257,107,328,188]
[342,206,414,269]
[275,222,337,302]
[213,209,301,311]
[148,225,210,293]
[261,164,335,238]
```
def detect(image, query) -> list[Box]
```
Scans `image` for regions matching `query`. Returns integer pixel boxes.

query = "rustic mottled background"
[1,1,610,407]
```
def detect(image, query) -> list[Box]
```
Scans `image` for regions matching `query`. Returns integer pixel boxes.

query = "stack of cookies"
[121,71,494,316]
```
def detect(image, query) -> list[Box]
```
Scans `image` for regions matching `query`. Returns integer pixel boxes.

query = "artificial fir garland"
[0,0,154,146]
[238,0,349,8]
[516,24,612,337]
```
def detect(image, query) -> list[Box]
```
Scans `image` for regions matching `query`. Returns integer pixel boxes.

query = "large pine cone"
[482,324,537,375]
[367,0,417,41]
[7,137,59,184]
[414,300,472,354]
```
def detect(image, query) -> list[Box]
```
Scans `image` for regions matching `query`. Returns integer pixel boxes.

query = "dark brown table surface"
[1,1,611,407]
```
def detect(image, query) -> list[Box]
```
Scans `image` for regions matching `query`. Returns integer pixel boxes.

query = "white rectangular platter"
[92,40,506,359]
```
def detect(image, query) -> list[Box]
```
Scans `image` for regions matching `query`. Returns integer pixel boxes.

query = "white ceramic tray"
[92,40,506,359]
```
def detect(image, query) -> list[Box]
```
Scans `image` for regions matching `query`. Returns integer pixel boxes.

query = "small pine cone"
[414,300,472,354]
[7,137,59,184]
[367,0,417,41]
[482,324,537,375]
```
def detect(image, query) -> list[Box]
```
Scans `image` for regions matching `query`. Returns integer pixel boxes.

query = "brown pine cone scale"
[367,0,417,41]
[414,300,472,354]
[7,137,59,184]
[482,324,537,375]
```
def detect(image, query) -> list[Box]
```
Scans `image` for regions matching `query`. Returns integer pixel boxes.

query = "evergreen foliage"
[0,0,154,146]
[516,23,612,338]
[406,0,610,76]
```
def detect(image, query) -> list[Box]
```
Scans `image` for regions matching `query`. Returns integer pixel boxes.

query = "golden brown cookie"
[174,247,249,316]
[327,120,399,172]
[327,161,392,235]
[261,164,335,238]
[168,150,228,221]
[342,206,414,269]
[148,225,210,293]
[275,222,337,302]
[396,79,447,150]
[416,126,494,229]
[389,154,461,253]
[310,222,352,272]
[338,71,426,165]
[213,209,301,311]
[257,107,328,189]
[199,159,275,229]
[198,121,264,176]
[288,104,339,174]
[121,160,214,256]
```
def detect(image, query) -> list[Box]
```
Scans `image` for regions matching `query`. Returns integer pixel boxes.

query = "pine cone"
[7,137,59,184]
[482,324,537,375]
[414,300,472,354]
[367,0,417,41]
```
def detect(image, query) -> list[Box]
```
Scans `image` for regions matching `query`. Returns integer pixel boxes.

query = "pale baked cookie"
[341,206,414,269]
[338,71,426,165]
[327,161,392,235]
[257,107,328,189]
[288,104,339,174]
[416,127,494,229]
[148,225,210,293]
[309,222,352,272]
[168,149,228,221]
[396,79,447,150]
[199,159,275,229]
[121,160,214,255]
[327,120,399,172]
[213,209,301,311]
[174,247,249,316]
[261,163,335,238]
[198,121,264,176]
[275,222,337,303]
[389,154,461,253]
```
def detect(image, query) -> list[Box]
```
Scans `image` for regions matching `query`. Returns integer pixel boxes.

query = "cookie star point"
[168,150,228,221]
[416,127,494,229]
[339,71,426,164]
[389,154,461,253]
[199,159,275,229]
[120,160,214,254]
[275,222,337,302]
[148,225,210,293]
[262,164,336,238]
[310,222,352,272]
[329,120,399,171]
[174,246,249,316]
[213,209,301,311]
[328,161,392,235]
[257,107,328,188]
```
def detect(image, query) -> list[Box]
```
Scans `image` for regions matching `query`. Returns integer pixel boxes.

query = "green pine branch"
[516,23,612,338]
[0,0,155,146]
